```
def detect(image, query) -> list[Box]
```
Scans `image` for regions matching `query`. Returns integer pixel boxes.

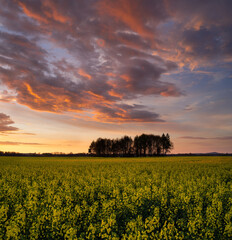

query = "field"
[0,156,232,239]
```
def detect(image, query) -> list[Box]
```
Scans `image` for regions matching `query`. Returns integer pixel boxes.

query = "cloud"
[0,0,231,123]
[180,136,232,141]
[0,141,44,146]
[180,26,232,62]
[0,90,16,102]
[158,0,232,68]
[97,0,168,40]
[92,104,164,123]
[19,132,36,136]
[166,0,232,27]
[114,58,180,97]
[0,113,18,132]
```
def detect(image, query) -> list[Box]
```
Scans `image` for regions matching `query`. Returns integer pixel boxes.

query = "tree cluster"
[88,133,173,157]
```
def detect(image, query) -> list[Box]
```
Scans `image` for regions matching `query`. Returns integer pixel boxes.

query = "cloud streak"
[0,141,44,146]
[180,136,232,141]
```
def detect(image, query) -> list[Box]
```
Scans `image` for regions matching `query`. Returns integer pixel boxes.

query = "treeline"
[0,152,88,157]
[89,133,173,157]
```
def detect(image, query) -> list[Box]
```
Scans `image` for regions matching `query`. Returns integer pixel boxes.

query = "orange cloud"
[91,110,126,123]
[120,74,131,82]
[160,85,180,97]
[43,1,70,23]
[24,83,44,103]
[78,69,92,80]
[18,0,70,24]
[85,91,112,104]
[120,74,131,88]
[97,0,152,39]
[108,89,123,99]
[14,81,86,113]
[106,72,117,77]
[18,1,48,24]
[92,109,162,123]
[107,80,117,88]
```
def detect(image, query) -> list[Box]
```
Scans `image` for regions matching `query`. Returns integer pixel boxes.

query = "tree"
[89,140,96,154]
[133,135,140,157]
[147,134,160,156]
[88,133,173,157]
[112,139,120,156]
[161,133,173,155]
[139,134,148,156]
[120,136,133,156]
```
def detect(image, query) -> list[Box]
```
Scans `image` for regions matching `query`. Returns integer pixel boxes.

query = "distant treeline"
[0,151,231,157]
[89,133,173,157]
[0,152,87,157]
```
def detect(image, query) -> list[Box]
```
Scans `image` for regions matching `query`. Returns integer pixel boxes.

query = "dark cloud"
[181,26,232,60]
[127,110,164,123]
[92,104,164,123]
[162,0,232,66]
[117,58,180,96]
[166,0,232,26]
[0,0,42,36]
[0,113,18,132]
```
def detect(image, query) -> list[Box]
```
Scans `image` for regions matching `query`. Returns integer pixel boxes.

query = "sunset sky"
[0,0,232,153]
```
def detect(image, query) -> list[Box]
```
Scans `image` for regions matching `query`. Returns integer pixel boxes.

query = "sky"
[0,0,232,154]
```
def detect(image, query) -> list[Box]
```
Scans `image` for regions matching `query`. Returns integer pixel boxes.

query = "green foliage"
[0,156,231,239]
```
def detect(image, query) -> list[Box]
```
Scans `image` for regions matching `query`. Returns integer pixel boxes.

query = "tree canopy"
[89,133,173,157]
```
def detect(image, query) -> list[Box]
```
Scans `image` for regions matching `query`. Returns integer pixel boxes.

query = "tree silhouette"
[161,133,173,155]
[89,133,173,157]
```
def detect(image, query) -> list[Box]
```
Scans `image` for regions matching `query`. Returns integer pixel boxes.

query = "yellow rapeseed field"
[0,156,231,239]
